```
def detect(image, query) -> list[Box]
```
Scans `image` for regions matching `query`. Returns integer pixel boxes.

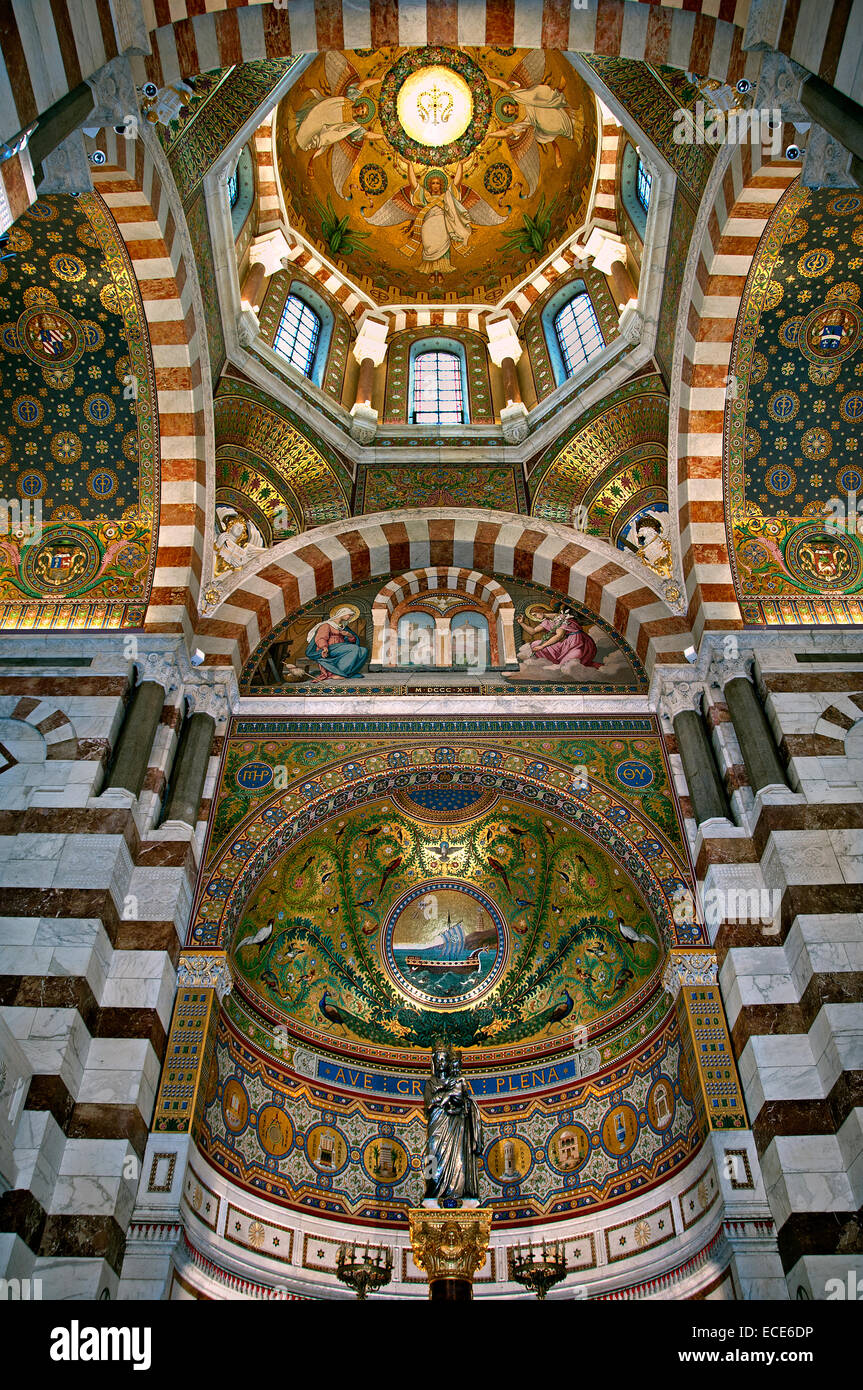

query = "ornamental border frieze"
[190,739,704,954]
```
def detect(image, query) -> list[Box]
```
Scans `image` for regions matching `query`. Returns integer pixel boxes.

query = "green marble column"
[673,709,730,826]
[161,713,215,828]
[724,676,788,794]
[105,680,165,797]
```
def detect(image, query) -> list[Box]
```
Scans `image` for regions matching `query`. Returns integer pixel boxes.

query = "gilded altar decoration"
[408,1206,492,1290]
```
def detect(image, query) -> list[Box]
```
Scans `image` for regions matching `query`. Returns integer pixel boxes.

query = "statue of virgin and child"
[422,1044,483,1206]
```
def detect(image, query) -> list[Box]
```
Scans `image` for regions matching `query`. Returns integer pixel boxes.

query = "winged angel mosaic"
[279,48,593,299]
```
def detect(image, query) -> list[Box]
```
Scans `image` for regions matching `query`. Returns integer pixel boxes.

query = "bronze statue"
[423,1043,483,1205]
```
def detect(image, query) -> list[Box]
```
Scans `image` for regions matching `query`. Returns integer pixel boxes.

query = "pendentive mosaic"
[0,193,158,630]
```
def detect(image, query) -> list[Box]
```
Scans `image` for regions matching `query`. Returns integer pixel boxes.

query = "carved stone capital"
[657,681,705,728]
[802,125,856,188]
[140,650,182,696]
[183,680,233,725]
[38,132,93,195]
[86,55,139,127]
[500,401,530,445]
[237,307,260,348]
[617,305,643,345]
[662,949,719,999]
[408,1207,492,1286]
[708,650,755,689]
[755,51,807,120]
[349,401,378,444]
[177,952,233,1000]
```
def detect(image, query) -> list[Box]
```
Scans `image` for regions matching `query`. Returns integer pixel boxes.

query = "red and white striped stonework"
[281,237,369,324]
[593,102,622,235]
[89,131,209,636]
[197,512,692,675]
[0,3,861,157]
[129,1,860,104]
[253,118,279,235]
[373,567,514,621]
[676,143,801,640]
[500,244,595,323]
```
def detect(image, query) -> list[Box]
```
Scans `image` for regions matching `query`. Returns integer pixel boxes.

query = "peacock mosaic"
[190,718,702,1070]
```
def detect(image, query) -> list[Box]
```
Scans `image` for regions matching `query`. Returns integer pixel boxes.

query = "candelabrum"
[335,1242,394,1300]
[509,1239,570,1300]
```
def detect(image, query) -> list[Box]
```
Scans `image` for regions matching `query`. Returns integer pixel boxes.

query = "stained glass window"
[412,350,464,424]
[273,294,321,377]
[636,158,652,212]
[553,294,604,378]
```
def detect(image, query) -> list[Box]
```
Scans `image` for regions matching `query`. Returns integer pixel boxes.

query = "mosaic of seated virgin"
[241,576,645,695]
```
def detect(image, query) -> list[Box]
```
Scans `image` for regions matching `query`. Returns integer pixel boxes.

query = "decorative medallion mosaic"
[0,193,158,630]
[725,185,863,624]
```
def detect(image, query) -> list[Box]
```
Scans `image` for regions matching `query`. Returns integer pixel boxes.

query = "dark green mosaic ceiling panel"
[727,186,863,624]
[0,193,157,629]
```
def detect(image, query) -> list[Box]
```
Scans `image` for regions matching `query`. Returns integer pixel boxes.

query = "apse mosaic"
[195,1004,700,1228]
[190,717,702,1062]
[239,575,646,694]
[228,796,662,1050]
[726,185,863,624]
[0,193,157,630]
[276,48,597,304]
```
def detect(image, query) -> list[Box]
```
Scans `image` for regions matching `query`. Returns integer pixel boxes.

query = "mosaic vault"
[0,194,158,630]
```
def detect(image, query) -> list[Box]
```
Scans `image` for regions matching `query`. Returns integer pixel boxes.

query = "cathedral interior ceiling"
[275,48,598,305]
[0,194,157,632]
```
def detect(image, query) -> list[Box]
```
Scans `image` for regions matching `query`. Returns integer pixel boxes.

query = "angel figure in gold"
[488,52,584,196]
[362,161,507,286]
[290,52,385,193]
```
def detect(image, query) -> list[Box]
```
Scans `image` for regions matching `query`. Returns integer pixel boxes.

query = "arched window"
[274,293,322,378]
[620,143,649,241]
[397,611,435,667]
[412,349,465,425]
[636,157,652,212]
[228,146,254,238]
[451,611,489,669]
[553,293,604,379]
